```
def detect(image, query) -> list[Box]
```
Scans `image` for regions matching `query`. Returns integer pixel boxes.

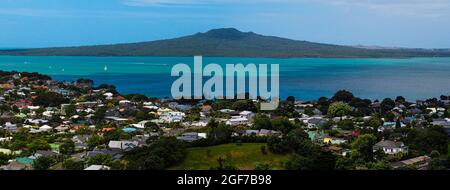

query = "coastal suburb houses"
[0,71,449,170]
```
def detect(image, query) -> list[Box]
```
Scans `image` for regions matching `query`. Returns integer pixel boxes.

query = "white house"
[176,132,207,142]
[131,120,151,129]
[226,116,249,126]
[84,165,111,170]
[103,92,114,100]
[373,140,408,155]
[160,111,185,123]
[239,111,255,119]
[39,125,53,132]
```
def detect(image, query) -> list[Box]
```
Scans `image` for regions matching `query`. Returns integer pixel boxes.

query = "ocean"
[1,56,450,101]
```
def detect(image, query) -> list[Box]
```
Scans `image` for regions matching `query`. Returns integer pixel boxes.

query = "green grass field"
[171,143,291,170]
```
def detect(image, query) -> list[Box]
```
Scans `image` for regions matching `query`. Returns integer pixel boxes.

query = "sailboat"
[104,65,108,71]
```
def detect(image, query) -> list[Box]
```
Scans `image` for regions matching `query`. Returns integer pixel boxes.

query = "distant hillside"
[1,28,450,58]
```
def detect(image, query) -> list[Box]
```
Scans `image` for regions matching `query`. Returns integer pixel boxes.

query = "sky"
[0,0,450,48]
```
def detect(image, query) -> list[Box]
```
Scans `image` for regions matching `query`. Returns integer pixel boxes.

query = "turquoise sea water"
[1,56,450,101]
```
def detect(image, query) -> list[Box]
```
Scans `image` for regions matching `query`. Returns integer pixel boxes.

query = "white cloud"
[121,0,287,6]
[0,8,221,19]
[316,0,450,18]
[0,8,67,17]
[122,0,450,18]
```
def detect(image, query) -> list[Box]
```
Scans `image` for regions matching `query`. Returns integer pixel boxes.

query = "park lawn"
[170,143,290,170]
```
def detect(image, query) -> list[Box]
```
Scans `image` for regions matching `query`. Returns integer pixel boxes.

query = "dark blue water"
[1,56,450,101]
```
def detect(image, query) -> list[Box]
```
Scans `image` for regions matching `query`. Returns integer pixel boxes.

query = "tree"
[33,91,68,107]
[253,113,272,130]
[62,159,85,170]
[406,126,448,155]
[87,134,105,150]
[371,160,392,170]
[60,139,75,155]
[0,153,10,165]
[271,117,295,134]
[267,136,291,154]
[332,90,354,103]
[232,100,257,112]
[33,156,55,170]
[337,119,355,130]
[268,128,314,155]
[313,150,337,170]
[28,138,51,153]
[428,152,446,170]
[285,154,313,170]
[185,107,200,122]
[111,160,129,170]
[124,137,186,170]
[335,156,355,170]
[208,123,232,144]
[125,94,148,102]
[430,150,441,158]
[384,112,396,122]
[381,98,395,113]
[144,122,159,132]
[395,119,401,128]
[88,154,112,166]
[93,107,107,120]
[137,155,163,170]
[64,104,77,117]
[367,116,382,129]
[351,134,377,161]
[327,102,352,119]
[349,98,372,116]
[286,96,295,103]
[135,111,152,121]
[395,96,406,104]
[285,152,336,170]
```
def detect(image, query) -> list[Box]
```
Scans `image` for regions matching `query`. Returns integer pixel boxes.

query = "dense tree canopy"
[124,137,186,170]
[332,90,354,103]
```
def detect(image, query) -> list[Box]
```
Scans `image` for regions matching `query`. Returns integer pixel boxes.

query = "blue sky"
[1,0,449,48]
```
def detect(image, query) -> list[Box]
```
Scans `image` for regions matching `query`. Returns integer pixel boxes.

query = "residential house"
[391,156,431,170]
[302,117,327,128]
[72,135,91,150]
[160,111,185,123]
[432,118,450,127]
[0,161,31,170]
[108,140,139,151]
[239,111,255,120]
[87,148,123,160]
[84,165,110,170]
[3,122,18,133]
[373,140,408,155]
[226,116,249,126]
[176,132,207,142]
[105,116,129,125]
[307,130,325,142]
[323,137,348,145]
[34,150,58,158]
